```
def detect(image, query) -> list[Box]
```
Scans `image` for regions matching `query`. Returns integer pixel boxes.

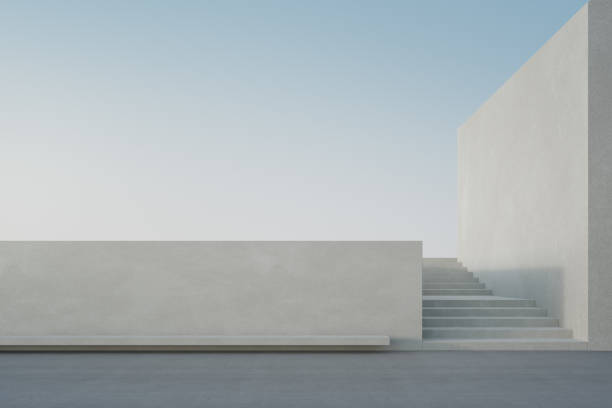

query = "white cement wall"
[0,241,422,349]
[458,5,589,340]
[588,0,612,351]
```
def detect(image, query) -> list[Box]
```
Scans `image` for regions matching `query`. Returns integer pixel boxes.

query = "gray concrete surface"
[458,4,589,340]
[1,352,611,407]
[588,0,612,351]
[0,242,422,350]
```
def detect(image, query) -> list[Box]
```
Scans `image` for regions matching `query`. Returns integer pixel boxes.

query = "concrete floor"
[1,352,611,407]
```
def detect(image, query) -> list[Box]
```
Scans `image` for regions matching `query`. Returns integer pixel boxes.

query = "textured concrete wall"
[458,5,589,340]
[0,241,422,349]
[588,0,612,351]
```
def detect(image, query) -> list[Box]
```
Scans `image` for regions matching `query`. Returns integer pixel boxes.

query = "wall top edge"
[457,2,589,135]
[0,240,423,244]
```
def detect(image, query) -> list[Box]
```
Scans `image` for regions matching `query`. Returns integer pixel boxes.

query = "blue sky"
[1,0,586,255]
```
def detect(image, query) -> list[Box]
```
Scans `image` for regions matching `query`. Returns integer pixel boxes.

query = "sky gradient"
[1,0,587,256]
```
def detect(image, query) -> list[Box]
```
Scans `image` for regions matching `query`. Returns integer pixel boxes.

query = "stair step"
[423,327,573,339]
[423,282,485,289]
[423,266,470,273]
[423,258,464,270]
[423,274,476,283]
[423,269,471,277]
[423,258,459,262]
[423,317,559,327]
[423,289,493,296]
[423,307,547,317]
[421,339,588,351]
[423,296,536,308]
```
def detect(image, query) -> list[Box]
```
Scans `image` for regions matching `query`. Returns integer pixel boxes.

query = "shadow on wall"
[472,267,565,325]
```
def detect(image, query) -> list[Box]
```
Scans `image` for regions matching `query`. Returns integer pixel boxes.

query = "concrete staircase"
[422,258,586,350]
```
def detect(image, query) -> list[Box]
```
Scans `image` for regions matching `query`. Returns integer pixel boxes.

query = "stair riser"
[423,328,573,339]
[423,289,493,296]
[423,318,559,327]
[423,283,485,289]
[423,269,470,276]
[423,275,476,283]
[423,308,547,317]
[423,299,536,307]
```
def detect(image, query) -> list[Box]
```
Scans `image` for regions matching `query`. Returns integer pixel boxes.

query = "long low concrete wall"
[0,241,422,350]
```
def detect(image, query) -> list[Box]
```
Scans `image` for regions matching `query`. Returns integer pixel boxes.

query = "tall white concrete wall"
[588,0,612,351]
[458,5,589,340]
[0,241,422,349]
